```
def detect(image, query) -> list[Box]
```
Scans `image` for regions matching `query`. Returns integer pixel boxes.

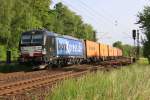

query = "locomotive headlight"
[36,46,42,50]
[42,48,46,55]
[21,47,25,51]
[49,58,53,61]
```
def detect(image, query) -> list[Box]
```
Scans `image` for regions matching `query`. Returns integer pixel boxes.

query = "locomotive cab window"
[31,34,43,44]
[21,31,45,45]
[21,35,31,44]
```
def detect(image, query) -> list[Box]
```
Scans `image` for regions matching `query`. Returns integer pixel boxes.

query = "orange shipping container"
[108,46,114,57]
[85,40,100,57]
[120,49,123,56]
[117,49,123,56]
[116,48,119,56]
[113,48,118,56]
[99,43,108,57]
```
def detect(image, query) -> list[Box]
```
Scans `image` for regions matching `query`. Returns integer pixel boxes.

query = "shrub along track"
[0,58,132,99]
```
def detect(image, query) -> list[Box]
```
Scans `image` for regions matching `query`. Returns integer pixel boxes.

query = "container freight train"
[19,29,122,69]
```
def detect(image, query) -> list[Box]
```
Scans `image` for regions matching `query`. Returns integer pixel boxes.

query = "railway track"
[0,70,88,96]
[0,58,133,97]
[0,70,64,85]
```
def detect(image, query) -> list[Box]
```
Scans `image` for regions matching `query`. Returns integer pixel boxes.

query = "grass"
[47,58,150,100]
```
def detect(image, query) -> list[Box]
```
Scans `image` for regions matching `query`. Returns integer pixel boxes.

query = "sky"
[52,0,150,45]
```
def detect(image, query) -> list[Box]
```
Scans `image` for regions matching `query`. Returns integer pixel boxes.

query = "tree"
[0,0,52,47]
[113,41,134,57]
[137,6,150,63]
[0,0,96,61]
[113,41,122,49]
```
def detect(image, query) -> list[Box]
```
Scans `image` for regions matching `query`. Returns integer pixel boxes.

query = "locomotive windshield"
[21,35,31,44]
[21,31,44,45]
[31,34,43,44]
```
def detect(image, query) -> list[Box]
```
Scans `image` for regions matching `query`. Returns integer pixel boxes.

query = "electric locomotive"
[19,29,85,69]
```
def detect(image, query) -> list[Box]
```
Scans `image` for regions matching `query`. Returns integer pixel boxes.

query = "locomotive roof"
[59,35,80,41]
[22,29,82,41]
[46,31,59,36]
[47,31,81,41]
[21,30,57,36]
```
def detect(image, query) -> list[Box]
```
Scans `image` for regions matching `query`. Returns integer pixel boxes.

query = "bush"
[0,45,19,62]
[0,45,6,61]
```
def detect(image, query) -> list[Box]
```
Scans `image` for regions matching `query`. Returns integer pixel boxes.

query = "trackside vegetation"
[138,6,150,63]
[47,58,150,100]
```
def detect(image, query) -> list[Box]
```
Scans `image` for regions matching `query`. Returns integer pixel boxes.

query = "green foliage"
[0,1,96,47]
[113,41,122,49]
[113,41,134,57]
[0,1,96,61]
[0,45,18,61]
[0,45,6,61]
[113,41,143,57]
[49,3,95,41]
[138,6,150,63]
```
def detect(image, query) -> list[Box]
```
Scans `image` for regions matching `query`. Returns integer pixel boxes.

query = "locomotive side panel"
[55,37,85,58]
[44,35,57,62]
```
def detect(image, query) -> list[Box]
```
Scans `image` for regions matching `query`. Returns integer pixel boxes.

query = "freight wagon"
[85,40,100,62]
[99,43,109,61]
[108,46,114,59]
[113,47,118,57]
[117,48,123,57]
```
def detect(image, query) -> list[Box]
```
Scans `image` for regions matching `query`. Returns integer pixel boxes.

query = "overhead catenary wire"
[75,0,120,40]
[81,0,133,37]
[52,0,127,41]
[78,0,115,26]
[52,0,103,32]
[84,0,120,23]
[53,0,115,29]
[65,0,115,28]
[61,0,115,39]
[61,0,101,26]
[79,0,132,38]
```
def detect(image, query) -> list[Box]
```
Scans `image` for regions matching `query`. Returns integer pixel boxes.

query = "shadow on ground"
[0,63,33,73]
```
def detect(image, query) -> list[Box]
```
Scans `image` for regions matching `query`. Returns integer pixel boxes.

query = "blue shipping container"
[56,37,84,57]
